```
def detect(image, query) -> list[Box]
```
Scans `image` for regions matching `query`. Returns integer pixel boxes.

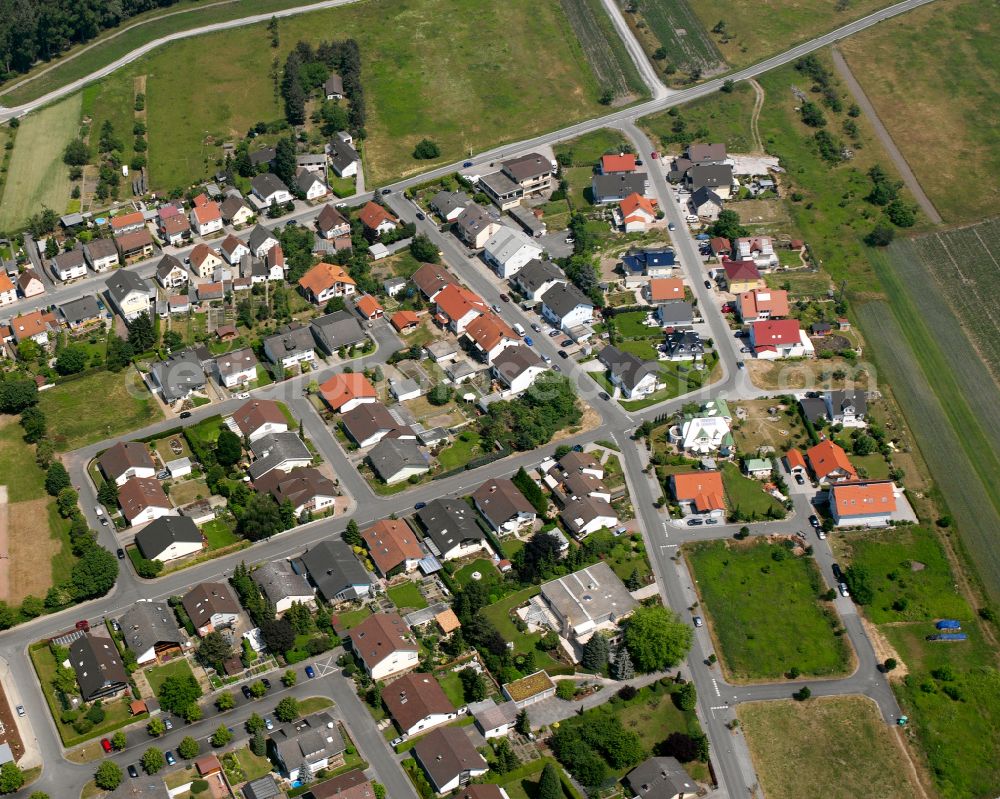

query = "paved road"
[830,48,943,224]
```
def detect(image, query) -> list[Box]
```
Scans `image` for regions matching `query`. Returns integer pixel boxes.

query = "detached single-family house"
[190,201,223,236]
[434,283,487,334]
[750,319,815,359]
[349,612,419,680]
[84,237,120,272]
[252,561,315,615]
[232,398,288,442]
[355,294,383,320]
[59,295,107,330]
[383,672,457,737]
[311,309,367,354]
[616,193,657,232]
[9,309,56,347]
[255,467,337,517]
[118,476,174,526]
[119,602,183,666]
[830,481,897,527]
[738,288,789,322]
[214,348,259,388]
[592,172,648,204]
[248,431,312,481]
[16,269,45,298]
[319,372,377,413]
[134,515,204,563]
[189,243,223,279]
[50,248,88,282]
[161,214,192,246]
[626,756,698,799]
[454,204,502,249]
[155,254,189,289]
[735,236,778,269]
[263,322,317,370]
[680,406,733,454]
[473,477,535,534]
[685,163,734,199]
[482,226,542,279]
[328,138,360,178]
[416,499,487,562]
[478,170,523,210]
[220,195,254,227]
[412,262,456,301]
[316,204,352,240]
[105,269,153,321]
[359,201,399,236]
[151,348,207,403]
[471,701,518,740]
[390,310,419,334]
[110,211,145,236]
[361,519,424,577]
[540,282,593,331]
[492,344,546,395]
[663,330,704,361]
[251,173,293,207]
[269,712,347,783]
[670,471,725,515]
[301,539,371,603]
[539,562,637,644]
[247,224,280,258]
[367,438,430,485]
[510,258,565,301]
[341,402,414,448]
[500,152,553,194]
[561,494,618,538]
[412,727,488,794]
[298,261,357,304]
[296,169,328,201]
[464,312,519,364]
[297,152,328,174]
[220,234,250,265]
[806,439,857,483]
[656,300,694,330]
[827,390,867,426]
[98,441,156,486]
[598,345,664,400]
[721,260,764,294]
[601,153,637,174]
[324,73,344,99]
[647,278,684,304]
[690,187,723,220]
[182,582,241,637]
[431,190,471,222]
[70,634,129,701]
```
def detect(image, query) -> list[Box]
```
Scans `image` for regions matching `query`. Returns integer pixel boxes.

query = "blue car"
[306,665,316,679]
[463,161,473,168]
[523,336,533,347]
[414,502,426,510]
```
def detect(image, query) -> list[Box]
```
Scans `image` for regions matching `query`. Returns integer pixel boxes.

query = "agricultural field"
[619,0,722,84]
[559,0,648,101]
[739,697,925,799]
[840,0,1000,223]
[686,539,852,681]
[690,0,895,70]
[0,93,81,231]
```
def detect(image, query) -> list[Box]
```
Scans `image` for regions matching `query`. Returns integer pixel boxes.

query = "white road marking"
[712,679,721,697]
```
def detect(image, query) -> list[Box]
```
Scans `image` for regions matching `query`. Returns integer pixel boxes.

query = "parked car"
[165,751,176,766]
[693,616,704,627]
[668,222,676,231]
[305,665,316,679]
[817,529,827,540]
[101,738,112,753]
[809,514,820,528]
[531,323,541,333]
[500,293,510,302]
[128,765,139,779]
[390,736,404,748]
[542,354,552,364]
[551,364,561,371]
[650,151,659,160]
[261,678,272,691]
[415,212,425,221]
[687,518,704,526]
[179,411,192,419]
[242,685,253,699]
[561,339,573,347]
[548,329,560,337]
[101,517,109,526]
[523,336,533,346]
[706,518,719,525]
[414,502,426,511]
[740,346,751,353]
[557,350,568,359]
[839,582,850,597]
[156,470,169,480]
[704,280,712,289]
[163,718,173,731]
[117,548,126,560]
[265,717,274,731]
[832,563,843,580]
[490,304,501,314]
[737,362,745,370]
[381,188,391,195]
[794,473,805,485]
[15,706,24,717]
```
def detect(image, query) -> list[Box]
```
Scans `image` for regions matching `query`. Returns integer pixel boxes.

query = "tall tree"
[273,137,298,189]
[537,762,563,799]
[582,633,610,673]
[610,647,635,681]
[623,605,692,673]
[127,312,155,353]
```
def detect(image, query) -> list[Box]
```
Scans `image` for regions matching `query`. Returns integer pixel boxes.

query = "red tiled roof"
[671,471,725,512]
[298,262,356,297]
[435,283,486,324]
[464,312,517,352]
[785,448,806,470]
[806,440,857,480]
[739,288,789,319]
[362,519,423,575]
[390,310,420,332]
[319,372,376,411]
[359,201,397,231]
[649,278,684,302]
[601,153,636,173]
[723,259,761,282]
[619,192,656,219]
[110,211,144,231]
[752,319,802,348]
[832,481,896,517]
[192,202,221,224]
[356,294,383,318]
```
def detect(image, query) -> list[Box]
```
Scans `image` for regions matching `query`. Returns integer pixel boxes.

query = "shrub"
[556,680,576,701]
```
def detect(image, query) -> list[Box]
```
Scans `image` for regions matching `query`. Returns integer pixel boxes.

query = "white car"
[542,354,552,364]
[237,392,250,399]
[838,583,850,597]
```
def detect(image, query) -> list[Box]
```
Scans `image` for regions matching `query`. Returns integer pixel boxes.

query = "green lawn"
[453,558,498,587]
[184,415,224,447]
[839,526,972,625]
[721,463,784,520]
[486,757,584,799]
[298,696,335,715]
[201,518,239,550]
[145,658,195,696]
[436,670,467,707]
[38,369,164,451]
[554,129,629,167]
[613,310,655,338]
[335,606,373,630]
[387,581,428,611]
[482,586,540,640]
[436,431,483,471]
[686,540,852,681]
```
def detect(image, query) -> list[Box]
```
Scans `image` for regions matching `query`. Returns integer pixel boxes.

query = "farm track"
[560,0,648,99]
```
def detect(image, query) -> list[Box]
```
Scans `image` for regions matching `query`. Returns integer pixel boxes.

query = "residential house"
[232,398,288,442]
[721,260,764,294]
[383,672,457,737]
[249,147,277,170]
[412,263,456,301]
[316,204,352,239]
[311,309,367,355]
[390,310,420,333]
[735,236,778,269]
[454,204,502,249]
[478,170,523,210]
[510,258,565,301]
[268,711,346,782]
[119,602,183,665]
[161,214,191,246]
[434,283,487,334]
[251,173,293,207]
[616,192,657,232]
[473,477,535,534]
[324,73,344,99]
[492,344,546,395]
[182,582,240,637]
[464,312,519,364]
[247,224,280,258]
[134,515,204,562]
[598,345,664,400]
[745,457,773,478]
[155,255,189,289]
[540,282,593,332]
[359,201,399,236]
[263,322,317,370]
[190,201,223,236]
[471,700,518,740]
[540,562,637,644]
[709,237,732,260]
[255,467,338,518]
[685,163,734,199]
[168,294,190,315]
[189,243,223,279]
[70,634,129,701]
[690,187,723,220]
[265,244,285,280]
[309,771,375,799]
[626,756,697,799]
[220,195,253,227]
[248,432,312,481]
[806,439,857,483]
[16,269,44,298]
[646,277,684,303]
[242,776,281,799]
[214,348,259,388]
[500,152,553,195]
[680,404,733,454]
[502,671,556,708]
[750,319,815,359]
[319,372,377,413]
[830,481,897,527]
[118,476,174,526]
[621,249,676,280]
[151,349,206,403]
[827,390,867,426]
[416,498,487,561]
[361,519,423,577]
[83,238,119,272]
[482,226,542,278]
[9,309,56,348]
[298,261,357,304]
[297,152,328,174]
[561,494,618,538]
[220,234,250,265]
[591,172,648,204]
[656,300,694,330]
[328,138,360,178]
[115,228,155,261]
[355,294,383,320]
[663,330,705,362]
[412,727,488,794]
[341,402,414,448]
[197,282,225,302]
[50,248,88,282]
[348,612,419,679]
[390,378,421,402]
[367,438,430,485]
[670,471,725,515]
[687,143,728,164]
[59,295,107,330]
[110,210,146,236]
[98,441,156,487]
[737,288,789,322]
[600,153,637,174]
[431,190,471,222]
[252,561,315,615]
[296,169,328,201]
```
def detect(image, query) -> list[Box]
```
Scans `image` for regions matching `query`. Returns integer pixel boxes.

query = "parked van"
[512,323,526,337]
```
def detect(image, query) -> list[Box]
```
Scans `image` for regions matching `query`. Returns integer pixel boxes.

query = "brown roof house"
[182,582,241,637]
[98,441,156,487]
[118,476,174,527]
[348,612,419,680]
[309,770,375,799]
[382,672,458,737]
[255,467,337,517]
[70,633,129,701]
[412,726,488,794]
[232,398,289,443]
[361,519,424,577]
[473,477,536,535]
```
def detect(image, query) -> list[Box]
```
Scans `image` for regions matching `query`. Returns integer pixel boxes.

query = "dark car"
[165,751,176,766]
[599,392,610,401]
[704,280,712,289]
[241,685,253,699]
[809,514,820,528]
[548,329,560,337]
[551,364,561,371]
[261,678,272,691]
[795,473,805,485]
[531,323,541,333]
[557,350,568,359]
[737,362,745,370]
[414,501,426,510]
[305,665,316,678]
[381,188,391,195]
[415,211,425,221]
[128,765,139,779]
[687,518,704,526]
[500,293,510,302]
[179,411,192,419]
[117,548,126,560]
[463,161,473,168]
[561,339,573,347]
[832,563,843,580]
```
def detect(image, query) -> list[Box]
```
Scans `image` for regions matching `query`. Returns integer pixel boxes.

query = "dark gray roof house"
[252,560,314,608]
[263,322,316,365]
[454,204,497,245]
[416,498,486,560]
[412,726,488,794]
[656,299,694,328]
[70,634,128,701]
[105,268,153,306]
[492,344,544,388]
[242,775,281,799]
[828,389,867,419]
[153,349,206,403]
[511,258,565,299]
[626,756,697,799]
[540,282,592,319]
[119,601,182,665]
[59,295,105,327]
[328,140,360,175]
[591,172,648,203]
[598,345,660,394]
[220,195,250,223]
[367,438,429,484]
[268,711,346,780]
[248,147,277,168]
[685,163,732,191]
[248,431,312,481]
[501,152,552,185]
[691,186,723,213]
[251,173,290,200]
[155,254,186,284]
[300,539,371,602]
[134,515,203,561]
[663,330,704,360]
[248,224,278,254]
[431,190,471,220]
[324,73,344,97]
[472,477,535,531]
[799,396,828,424]
[310,309,366,354]
[296,169,325,195]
